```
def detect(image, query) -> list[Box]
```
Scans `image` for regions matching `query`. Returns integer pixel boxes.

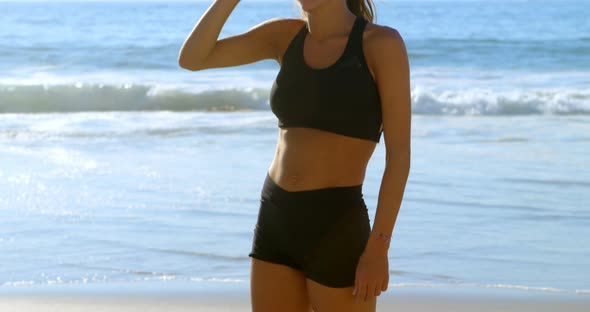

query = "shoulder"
[362,23,408,77]
[364,23,406,55]
[258,18,306,64]
[273,18,307,44]
[253,17,305,43]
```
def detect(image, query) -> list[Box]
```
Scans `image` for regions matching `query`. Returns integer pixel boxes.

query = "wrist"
[363,232,390,255]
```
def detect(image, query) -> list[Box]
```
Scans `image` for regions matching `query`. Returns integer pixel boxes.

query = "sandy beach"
[2,283,589,312]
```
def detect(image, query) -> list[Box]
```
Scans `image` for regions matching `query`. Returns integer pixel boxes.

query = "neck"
[304,2,356,43]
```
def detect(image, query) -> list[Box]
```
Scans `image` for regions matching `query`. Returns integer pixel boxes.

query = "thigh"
[250,257,313,312]
[307,278,376,312]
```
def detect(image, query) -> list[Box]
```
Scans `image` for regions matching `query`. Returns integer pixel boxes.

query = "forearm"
[178,0,240,69]
[364,150,411,255]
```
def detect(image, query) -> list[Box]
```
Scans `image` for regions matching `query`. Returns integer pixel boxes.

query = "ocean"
[0,0,589,297]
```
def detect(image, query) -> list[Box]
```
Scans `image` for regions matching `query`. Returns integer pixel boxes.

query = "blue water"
[0,0,589,297]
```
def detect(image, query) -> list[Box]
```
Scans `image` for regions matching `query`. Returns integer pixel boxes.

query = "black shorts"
[249,172,371,288]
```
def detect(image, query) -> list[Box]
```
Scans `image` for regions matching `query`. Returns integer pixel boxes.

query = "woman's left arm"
[353,25,412,304]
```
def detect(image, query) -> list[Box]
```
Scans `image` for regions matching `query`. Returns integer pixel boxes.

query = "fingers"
[354,279,366,303]
[356,282,386,303]
[374,284,382,297]
[353,266,389,303]
[382,274,389,291]
[355,283,367,303]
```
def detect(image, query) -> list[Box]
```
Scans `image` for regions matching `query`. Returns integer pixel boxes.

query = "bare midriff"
[267,127,377,192]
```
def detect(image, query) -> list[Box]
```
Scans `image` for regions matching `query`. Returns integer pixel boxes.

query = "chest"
[269,57,379,120]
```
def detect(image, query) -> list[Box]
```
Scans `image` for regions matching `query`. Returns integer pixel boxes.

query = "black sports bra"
[269,16,383,143]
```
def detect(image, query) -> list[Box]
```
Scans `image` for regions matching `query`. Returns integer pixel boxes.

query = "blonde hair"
[299,0,377,23]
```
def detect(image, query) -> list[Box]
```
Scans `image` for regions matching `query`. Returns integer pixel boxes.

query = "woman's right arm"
[178,0,288,71]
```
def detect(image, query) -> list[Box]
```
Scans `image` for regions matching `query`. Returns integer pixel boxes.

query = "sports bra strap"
[296,16,367,63]
[348,16,368,59]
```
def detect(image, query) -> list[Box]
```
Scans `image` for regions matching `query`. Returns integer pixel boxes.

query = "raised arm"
[178,0,294,71]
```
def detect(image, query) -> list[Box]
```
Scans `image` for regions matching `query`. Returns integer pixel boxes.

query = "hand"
[352,246,389,303]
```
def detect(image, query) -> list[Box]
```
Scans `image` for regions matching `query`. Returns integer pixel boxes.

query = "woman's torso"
[268,127,377,191]
[268,18,380,191]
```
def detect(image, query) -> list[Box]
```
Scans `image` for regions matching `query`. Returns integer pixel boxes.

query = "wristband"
[372,232,391,244]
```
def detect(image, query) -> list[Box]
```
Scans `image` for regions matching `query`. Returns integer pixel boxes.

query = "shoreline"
[1,282,589,312]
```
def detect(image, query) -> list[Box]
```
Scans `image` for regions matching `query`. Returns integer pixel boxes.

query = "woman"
[179,0,411,310]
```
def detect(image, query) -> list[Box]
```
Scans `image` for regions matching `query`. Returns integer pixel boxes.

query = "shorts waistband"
[261,171,364,204]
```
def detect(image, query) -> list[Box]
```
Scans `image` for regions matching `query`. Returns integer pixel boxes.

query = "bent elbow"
[177,48,202,71]
[178,57,198,71]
